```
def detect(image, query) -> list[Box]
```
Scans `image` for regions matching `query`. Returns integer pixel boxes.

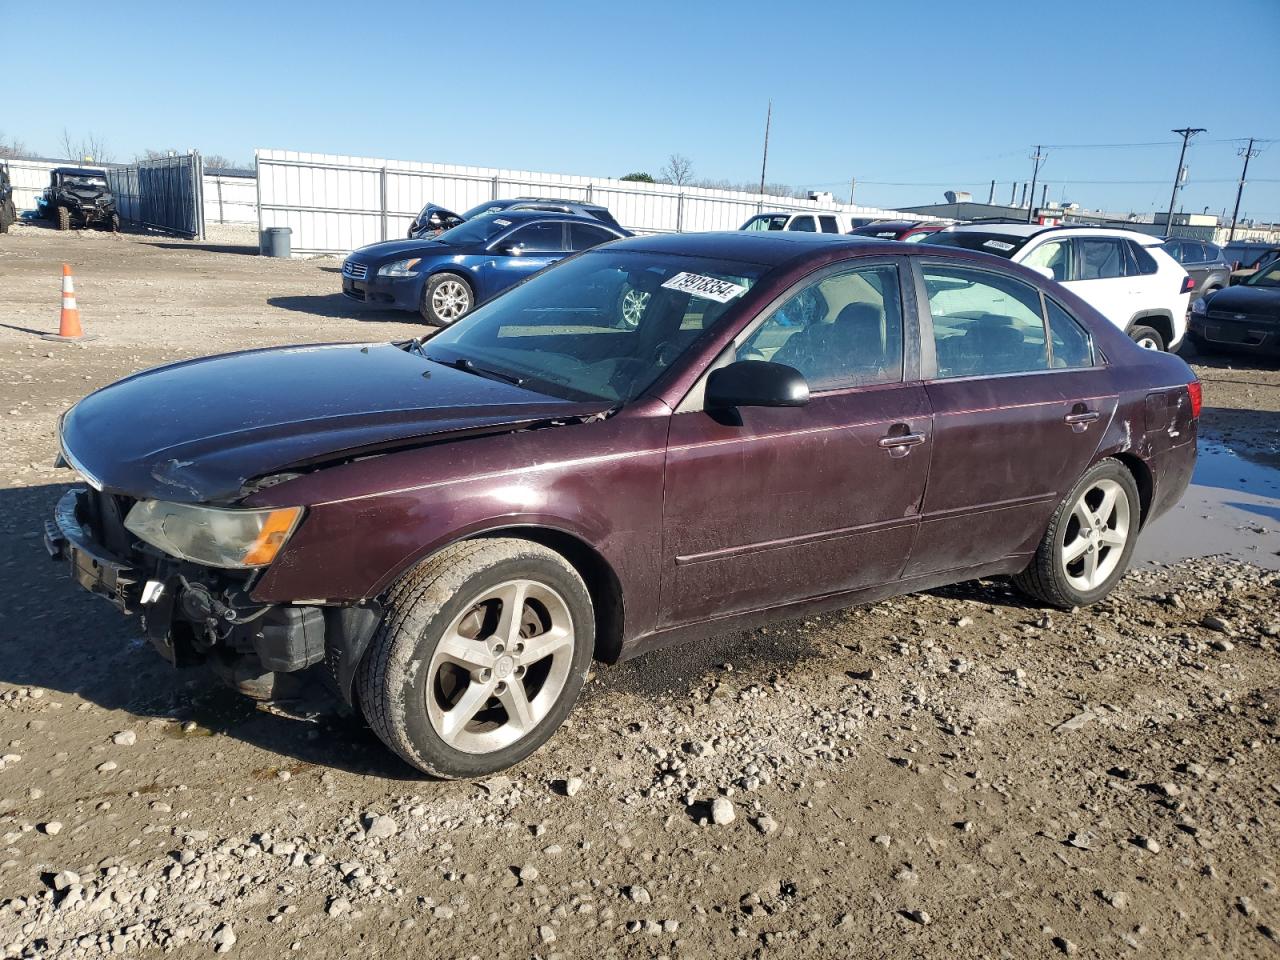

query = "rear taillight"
[1180,275,1196,294]
[1187,379,1202,419]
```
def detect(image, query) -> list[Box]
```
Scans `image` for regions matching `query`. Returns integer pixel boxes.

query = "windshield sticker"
[982,239,1016,252]
[661,272,749,303]
[493,218,512,227]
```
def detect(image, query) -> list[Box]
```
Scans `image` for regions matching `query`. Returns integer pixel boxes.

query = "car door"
[903,260,1118,578]
[660,257,933,626]
[481,220,569,298]
[1060,237,1134,325]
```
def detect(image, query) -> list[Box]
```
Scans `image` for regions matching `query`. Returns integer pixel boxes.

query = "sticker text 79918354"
[660,272,749,303]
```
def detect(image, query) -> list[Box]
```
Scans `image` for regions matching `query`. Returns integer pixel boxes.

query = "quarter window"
[923,266,1048,378]
[788,215,817,232]
[1045,298,1094,369]
[569,223,617,251]
[739,264,905,391]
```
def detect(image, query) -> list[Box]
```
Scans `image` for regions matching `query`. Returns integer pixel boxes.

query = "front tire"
[1013,458,1141,610]
[1128,324,1165,351]
[56,206,71,231]
[357,539,595,778]
[420,272,474,326]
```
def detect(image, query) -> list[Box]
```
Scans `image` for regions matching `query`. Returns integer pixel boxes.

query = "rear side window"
[818,215,840,234]
[789,215,816,232]
[1076,238,1125,280]
[568,223,617,251]
[923,266,1048,378]
[1045,298,1094,368]
[1203,243,1223,262]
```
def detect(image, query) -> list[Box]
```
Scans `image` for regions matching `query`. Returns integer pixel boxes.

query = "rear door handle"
[1063,411,1100,424]
[878,432,926,448]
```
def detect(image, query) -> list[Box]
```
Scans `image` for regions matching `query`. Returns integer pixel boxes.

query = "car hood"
[59,342,610,503]
[1205,284,1280,315]
[349,237,460,263]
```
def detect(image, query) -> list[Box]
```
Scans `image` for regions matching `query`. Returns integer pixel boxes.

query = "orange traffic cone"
[44,263,97,342]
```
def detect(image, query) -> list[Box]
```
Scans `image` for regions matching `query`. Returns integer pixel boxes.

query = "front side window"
[924,266,1048,378]
[742,214,790,231]
[506,221,565,254]
[1076,238,1124,280]
[738,264,904,391]
[1023,240,1073,281]
[788,215,817,232]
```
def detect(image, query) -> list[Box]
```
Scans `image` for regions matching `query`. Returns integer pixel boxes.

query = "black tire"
[1128,324,1165,352]
[420,272,474,326]
[357,538,595,779]
[56,206,71,231]
[0,200,14,234]
[1012,458,1142,610]
[106,212,121,233]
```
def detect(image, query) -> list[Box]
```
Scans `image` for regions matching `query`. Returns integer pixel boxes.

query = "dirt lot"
[1,223,1278,959]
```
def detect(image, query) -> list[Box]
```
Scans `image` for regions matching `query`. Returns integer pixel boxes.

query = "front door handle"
[1064,408,1101,433]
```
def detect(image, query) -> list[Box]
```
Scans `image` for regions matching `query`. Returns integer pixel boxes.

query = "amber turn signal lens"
[242,507,304,566]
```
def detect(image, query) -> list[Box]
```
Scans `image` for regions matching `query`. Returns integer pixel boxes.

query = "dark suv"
[1161,239,1231,299]
[39,167,120,231]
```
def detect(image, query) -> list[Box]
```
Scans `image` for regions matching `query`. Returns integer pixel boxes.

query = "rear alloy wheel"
[358,539,594,778]
[1128,324,1165,351]
[1013,458,1140,609]
[421,273,473,325]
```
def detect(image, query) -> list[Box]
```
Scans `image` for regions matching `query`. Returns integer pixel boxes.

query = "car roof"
[477,209,618,227]
[943,222,1161,243]
[53,167,108,177]
[607,230,886,265]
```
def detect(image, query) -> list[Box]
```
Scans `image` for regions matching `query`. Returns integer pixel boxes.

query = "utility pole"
[1165,127,1205,235]
[849,177,856,205]
[988,180,996,204]
[758,100,772,197]
[1228,137,1259,242]
[1026,145,1046,223]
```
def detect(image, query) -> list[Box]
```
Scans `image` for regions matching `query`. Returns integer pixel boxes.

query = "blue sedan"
[341,210,630,325]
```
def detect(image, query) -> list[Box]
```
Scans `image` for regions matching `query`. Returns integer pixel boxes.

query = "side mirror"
[706,360,809,410]
[1029,265,1056,281]
[503,244,525,256]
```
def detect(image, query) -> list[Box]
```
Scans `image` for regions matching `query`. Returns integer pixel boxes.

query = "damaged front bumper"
[45,488,381,705]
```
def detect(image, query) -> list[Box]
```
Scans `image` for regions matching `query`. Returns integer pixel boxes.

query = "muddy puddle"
[1137,439,1280,569]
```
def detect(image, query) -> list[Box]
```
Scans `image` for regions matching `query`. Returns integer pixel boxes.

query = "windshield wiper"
[444,356,526,387]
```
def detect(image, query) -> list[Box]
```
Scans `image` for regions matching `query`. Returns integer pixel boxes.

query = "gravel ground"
[1,224,1278,959]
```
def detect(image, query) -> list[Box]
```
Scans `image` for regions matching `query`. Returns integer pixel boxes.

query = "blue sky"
[6,0,1279,219]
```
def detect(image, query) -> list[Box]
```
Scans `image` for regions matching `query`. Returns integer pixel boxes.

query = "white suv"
[740,211,875,235]
[924,224,1192,351]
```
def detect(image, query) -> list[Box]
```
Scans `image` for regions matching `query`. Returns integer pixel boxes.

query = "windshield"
[1246,261,1280,287]
[62,175,108,189]
[460,201,516,220]
[741,214,790,231]
[434,213,517,246]
[920,230,1030,258]
[424,250,769,403]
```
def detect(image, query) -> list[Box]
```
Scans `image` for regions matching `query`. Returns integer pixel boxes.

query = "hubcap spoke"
[1096,484,1119,525]
[493,580,531,649]
[498,680,538,733]
[1098,529,1127,549]
[436,629,496,671]
[440,678,496,742]
[519,624,572,664]
[1062,535,1090,563]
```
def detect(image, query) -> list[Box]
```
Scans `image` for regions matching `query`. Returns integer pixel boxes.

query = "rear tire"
[1128,324,1164,351]
[1012,458,1141,610]
[56,206,71,231]
[357,538,594,778]
[420,272,474,326]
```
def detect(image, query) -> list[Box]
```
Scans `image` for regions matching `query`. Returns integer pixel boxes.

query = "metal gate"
[107,153,206,239]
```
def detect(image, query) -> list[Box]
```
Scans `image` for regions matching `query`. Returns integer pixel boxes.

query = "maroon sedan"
[850,219,950,243]
[46,232,1199,778]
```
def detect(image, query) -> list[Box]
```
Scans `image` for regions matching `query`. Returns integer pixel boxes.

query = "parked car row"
[51,229,1201,776]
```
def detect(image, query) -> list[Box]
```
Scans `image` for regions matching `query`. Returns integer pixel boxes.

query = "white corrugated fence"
[255,149,934,257]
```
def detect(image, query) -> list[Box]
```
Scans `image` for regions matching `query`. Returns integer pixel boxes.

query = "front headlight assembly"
[377,258,422,278]
[124,501,303,569]
[1190,297,1207,315]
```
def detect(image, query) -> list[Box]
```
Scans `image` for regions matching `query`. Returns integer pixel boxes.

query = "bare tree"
[0,132,34,159]
[60,129,112,163]
[659,153,694,187]
[202,153,247,171]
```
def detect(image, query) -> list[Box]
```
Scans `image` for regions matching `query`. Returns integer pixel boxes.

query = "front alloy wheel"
[422,273,474,325]
[358,539,594,778]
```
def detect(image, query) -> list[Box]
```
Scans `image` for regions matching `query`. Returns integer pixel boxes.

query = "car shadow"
[143,241,259,256]
[267,294,413,324]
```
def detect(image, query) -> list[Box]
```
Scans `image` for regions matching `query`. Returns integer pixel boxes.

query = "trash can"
[261,226,292,258]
